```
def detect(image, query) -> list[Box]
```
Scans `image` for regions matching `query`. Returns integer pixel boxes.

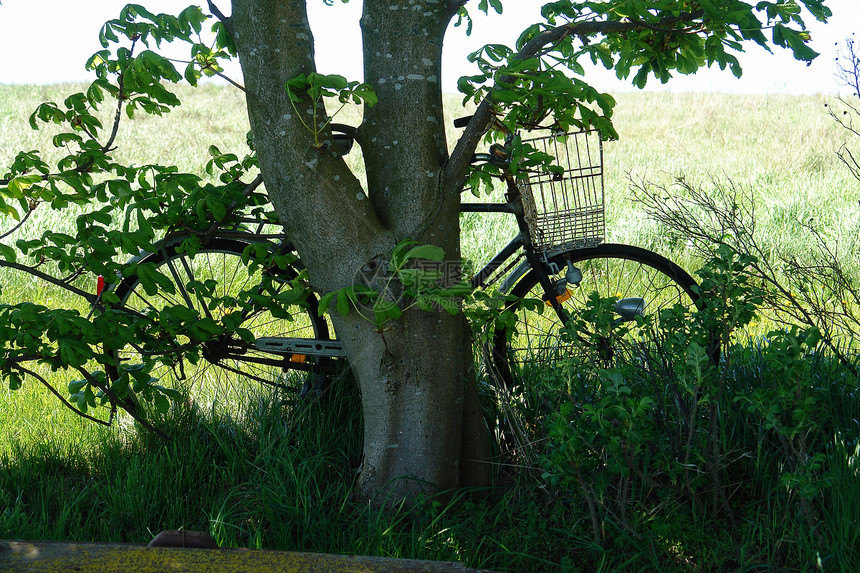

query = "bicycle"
[100,116,703,403]
[1,114,704,420]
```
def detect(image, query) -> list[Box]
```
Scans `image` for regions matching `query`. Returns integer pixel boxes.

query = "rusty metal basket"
[518,129,604,252]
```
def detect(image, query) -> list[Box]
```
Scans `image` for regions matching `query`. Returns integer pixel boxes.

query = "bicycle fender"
[500,260,531,294]
[499,245,574,294]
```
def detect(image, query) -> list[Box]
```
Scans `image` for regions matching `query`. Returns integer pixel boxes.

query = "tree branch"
[1,41,138,188]
[0,260,98,304]
[0,205,34,241]
[75,366,169,439]
[444,10,706,188]
[14,365,113,427]
[201,173,263,237]
[445,0,469,19]
[210,69,245,92]
[102,57,131,153]
[207,0,230,29]
[164,57,246,92]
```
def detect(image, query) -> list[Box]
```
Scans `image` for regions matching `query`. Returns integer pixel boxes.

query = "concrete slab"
[0,540,502,572]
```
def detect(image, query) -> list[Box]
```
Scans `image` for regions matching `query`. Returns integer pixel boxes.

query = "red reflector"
[97,275,105,296]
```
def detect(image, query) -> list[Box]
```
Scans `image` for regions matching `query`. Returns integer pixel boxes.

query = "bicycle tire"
[491,243,706,381]
[108,237,332,412]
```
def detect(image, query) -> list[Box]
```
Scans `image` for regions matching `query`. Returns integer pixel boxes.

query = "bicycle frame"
[461,181,571,322]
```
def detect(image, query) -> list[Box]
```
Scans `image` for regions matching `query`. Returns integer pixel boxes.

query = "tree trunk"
[230,0,491,503]
[333,309,472,501]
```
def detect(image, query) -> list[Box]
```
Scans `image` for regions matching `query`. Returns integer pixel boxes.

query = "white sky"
[0,1,857,94]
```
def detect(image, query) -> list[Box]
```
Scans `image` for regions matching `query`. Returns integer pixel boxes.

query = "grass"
[3,356,856,571]
[603,93,856,264]
[2,83,860,570]
[0,381,603,570]
[3,84,855,274]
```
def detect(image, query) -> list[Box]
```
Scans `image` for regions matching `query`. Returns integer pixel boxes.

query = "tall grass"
[4,347,857,570]
[0,380,601,570]
[603,93,856,266]
[4,84,853,269]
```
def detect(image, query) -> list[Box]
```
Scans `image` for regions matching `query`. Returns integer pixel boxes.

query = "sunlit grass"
[4,84,854,275]
[603,92,856,264]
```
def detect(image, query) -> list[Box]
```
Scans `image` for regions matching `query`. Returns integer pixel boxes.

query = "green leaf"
[154,392,170,413]
[7,174,43,198]
[99,23,119,48]
[285,74,310,102]
[68,379,87,394]
[312,72,348,91]
[136,263,176,296]
[52,132,84,148]
[336,290,350,316]
[213,21,236,55]
[373,300,401,327]
[403,245,445,263]
[351,83,378,107]
[318,291,336,316]
[7,372,22,391]
[205,195,227,221]
[454,7,474,35]
[0,243,17,263]
[157,385,183,401]
[184,62,202,87]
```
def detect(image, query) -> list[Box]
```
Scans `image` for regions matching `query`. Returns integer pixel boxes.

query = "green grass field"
[3,84,855,260]
[2,83,860,571]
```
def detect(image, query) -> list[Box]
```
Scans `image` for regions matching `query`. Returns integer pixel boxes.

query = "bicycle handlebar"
[453,115,472,128]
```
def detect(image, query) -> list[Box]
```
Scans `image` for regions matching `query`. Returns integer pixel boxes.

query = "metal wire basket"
[519,129,604,252]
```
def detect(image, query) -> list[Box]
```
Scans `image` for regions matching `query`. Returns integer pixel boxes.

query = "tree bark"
[230,0,490,504]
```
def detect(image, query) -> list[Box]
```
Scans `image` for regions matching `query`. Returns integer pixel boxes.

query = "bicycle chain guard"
[255,337,346,358]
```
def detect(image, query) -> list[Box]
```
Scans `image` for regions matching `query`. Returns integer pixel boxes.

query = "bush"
[510,244,860,569]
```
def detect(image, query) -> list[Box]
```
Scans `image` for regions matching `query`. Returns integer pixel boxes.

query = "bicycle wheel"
[109,238,332,412]
[491,243,705,379]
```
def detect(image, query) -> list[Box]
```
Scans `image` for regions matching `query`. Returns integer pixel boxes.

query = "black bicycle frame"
[460,196,569,323]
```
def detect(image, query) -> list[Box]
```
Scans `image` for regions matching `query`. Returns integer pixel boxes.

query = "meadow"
[1,83,859,571]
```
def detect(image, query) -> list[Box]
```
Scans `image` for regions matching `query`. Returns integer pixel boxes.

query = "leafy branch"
[284,73,377,149]
[0,3,283,428]
[446,0,828,188]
